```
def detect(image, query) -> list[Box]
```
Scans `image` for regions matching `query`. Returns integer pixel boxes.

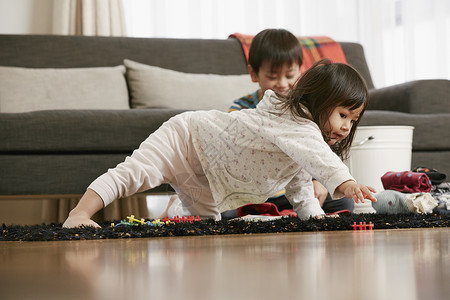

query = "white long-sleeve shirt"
[189,90,353,218]
[90,89,354,219]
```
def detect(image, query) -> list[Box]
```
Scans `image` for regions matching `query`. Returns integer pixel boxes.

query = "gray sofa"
[0,34,449,198]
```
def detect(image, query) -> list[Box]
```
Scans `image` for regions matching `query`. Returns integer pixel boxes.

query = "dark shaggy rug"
[1,213,449,242]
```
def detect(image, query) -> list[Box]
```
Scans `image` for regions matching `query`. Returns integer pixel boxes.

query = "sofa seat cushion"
[0,109,186,153]
[0,65,129,113]
[360,110,450,151]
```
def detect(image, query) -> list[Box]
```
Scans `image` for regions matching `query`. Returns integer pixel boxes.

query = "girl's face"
[324,105,364,145]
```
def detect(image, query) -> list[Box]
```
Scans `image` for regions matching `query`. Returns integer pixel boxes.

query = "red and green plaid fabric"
[229,33,347,72]
[298,36,347,72]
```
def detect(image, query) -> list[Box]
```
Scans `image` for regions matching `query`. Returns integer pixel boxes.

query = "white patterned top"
[190,90,354,218]
[189,89,354,219]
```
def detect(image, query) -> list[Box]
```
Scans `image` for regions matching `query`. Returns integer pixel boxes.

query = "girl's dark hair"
[249,29,303,73]
[281,59,369,160]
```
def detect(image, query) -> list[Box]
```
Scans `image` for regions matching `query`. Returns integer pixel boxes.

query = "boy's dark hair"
[248,29,303,74]
[282,59,369,160]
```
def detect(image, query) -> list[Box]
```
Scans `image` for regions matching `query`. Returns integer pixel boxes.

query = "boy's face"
[249,62,301,97]
[325,106,363,145]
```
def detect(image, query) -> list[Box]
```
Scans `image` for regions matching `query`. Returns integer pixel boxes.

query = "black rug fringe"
[1,213,449,242]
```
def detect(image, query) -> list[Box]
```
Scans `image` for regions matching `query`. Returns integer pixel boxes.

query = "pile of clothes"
[225,167,448,219]
[373,167,449,215]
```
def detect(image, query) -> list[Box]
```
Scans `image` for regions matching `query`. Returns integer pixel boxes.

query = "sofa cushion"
[0,65,129,112]
[124,59,259,111]
[0,109,186,153]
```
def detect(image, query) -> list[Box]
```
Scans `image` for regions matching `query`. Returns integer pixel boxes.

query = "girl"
[63,59,376,228]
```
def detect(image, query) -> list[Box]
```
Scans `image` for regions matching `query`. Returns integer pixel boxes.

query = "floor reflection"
[1,228,449,300]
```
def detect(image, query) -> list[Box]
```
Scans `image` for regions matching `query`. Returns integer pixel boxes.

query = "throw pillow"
[0,65,129,113]
[124,59,259,111]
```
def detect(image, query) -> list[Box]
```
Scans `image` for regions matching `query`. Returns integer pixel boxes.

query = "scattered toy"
[351,221,374,231]
[162,215,201,223]
[110,215,201,227]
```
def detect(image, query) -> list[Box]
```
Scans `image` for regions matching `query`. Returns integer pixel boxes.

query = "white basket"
[345,126,414,213]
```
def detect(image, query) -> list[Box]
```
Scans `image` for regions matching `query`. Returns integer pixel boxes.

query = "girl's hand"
[339,180,377,203]
[62,188,104,228]
[62,212,100,228]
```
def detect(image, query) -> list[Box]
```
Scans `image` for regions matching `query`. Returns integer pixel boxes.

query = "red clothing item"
[236,203,351,217]
[237,203,297,217]
[381,171,432,193]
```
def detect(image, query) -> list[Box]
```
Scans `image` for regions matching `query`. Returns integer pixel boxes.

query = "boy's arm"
[62,188,105,228]
[228,91,259,112]
[228,98,244,112]
[312,179,328,206]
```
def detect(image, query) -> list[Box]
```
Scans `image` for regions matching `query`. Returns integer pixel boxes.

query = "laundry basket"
[345,126,414,213]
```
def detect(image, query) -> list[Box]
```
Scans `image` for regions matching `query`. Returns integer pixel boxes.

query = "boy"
[229,29,302,112]
[226,29,354,216]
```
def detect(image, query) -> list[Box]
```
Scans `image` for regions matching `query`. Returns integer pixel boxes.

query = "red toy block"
[184,216,201,222]
[160,215,202,223]
[352,221,374,231]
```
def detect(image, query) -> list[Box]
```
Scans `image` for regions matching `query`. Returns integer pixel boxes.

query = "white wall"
[1,0,449,87]
[0,0,53,34]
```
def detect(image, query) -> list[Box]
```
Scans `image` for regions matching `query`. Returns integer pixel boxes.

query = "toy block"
[126,215,137,223]
[158,215,202,223]
[125,215,146,225]
[352,221,374,231]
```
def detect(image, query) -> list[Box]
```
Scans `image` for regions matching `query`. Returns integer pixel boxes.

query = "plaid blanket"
[229,33,347,72]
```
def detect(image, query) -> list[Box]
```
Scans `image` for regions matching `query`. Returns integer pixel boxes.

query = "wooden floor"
[1,228,449,300]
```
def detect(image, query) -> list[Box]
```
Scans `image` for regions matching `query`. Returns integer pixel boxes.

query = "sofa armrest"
[359,110,450,151]
[368,79,450,114]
